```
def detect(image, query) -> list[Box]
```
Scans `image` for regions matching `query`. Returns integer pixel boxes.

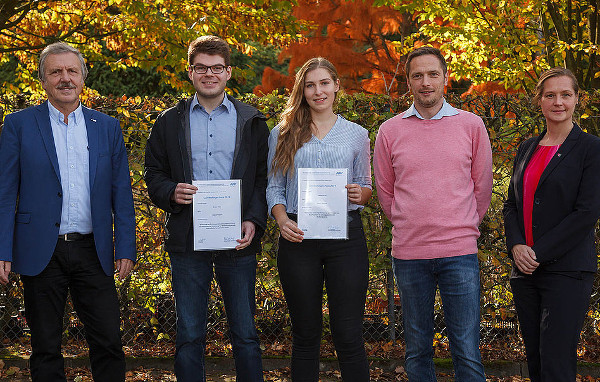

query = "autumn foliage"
[255,0,600,97]
[0,0,302,95]
[254,0,414,96]
[384,0,600,91]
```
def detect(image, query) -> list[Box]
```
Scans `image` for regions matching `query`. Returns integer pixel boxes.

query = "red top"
[522,144,560,246]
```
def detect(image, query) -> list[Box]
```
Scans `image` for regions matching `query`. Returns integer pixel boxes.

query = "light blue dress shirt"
[48,102,92,235]
[267,116,372,215]
[402,99,459,120]
[189,94,237,180]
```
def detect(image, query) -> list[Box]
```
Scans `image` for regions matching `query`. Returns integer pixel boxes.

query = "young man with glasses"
[144,35,269,382]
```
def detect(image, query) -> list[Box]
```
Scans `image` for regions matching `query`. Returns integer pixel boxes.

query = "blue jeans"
[393,254,485,382]
[169,251,263,382]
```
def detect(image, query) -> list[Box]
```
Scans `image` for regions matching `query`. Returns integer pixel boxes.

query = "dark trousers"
[21,238,125,382]
[511,271,594,382]
[277,211,370,382]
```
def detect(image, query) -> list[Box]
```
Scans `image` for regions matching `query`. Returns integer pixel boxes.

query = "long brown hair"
[271,57,340,176]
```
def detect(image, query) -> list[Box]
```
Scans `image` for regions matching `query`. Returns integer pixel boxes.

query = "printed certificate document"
[192,180,241,251]
[297,168,348,239]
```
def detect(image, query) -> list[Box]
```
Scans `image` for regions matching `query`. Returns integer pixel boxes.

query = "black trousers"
[21,238,125,382]
[277,211,370,382]
[510,270,594,382]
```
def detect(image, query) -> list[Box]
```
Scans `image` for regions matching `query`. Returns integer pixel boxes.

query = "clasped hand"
[511,244,539,274]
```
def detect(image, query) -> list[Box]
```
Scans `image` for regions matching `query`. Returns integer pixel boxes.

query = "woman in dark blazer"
[503,67,600,381]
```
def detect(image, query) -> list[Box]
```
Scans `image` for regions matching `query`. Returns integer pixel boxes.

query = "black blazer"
[144,95,269,255]
[503,124,600,272]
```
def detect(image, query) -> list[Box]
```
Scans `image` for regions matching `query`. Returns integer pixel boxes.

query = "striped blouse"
[267,115,372,215]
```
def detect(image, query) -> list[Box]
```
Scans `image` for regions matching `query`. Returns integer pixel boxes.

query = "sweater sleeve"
[373,124,395,221]
[471,118,493,224]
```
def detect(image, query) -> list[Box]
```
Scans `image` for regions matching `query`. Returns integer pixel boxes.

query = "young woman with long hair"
[266,57,372,381]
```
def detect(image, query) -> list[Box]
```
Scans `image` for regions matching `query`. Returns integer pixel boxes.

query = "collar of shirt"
[190,93,234,115]
[48,101,84,125]
[402,99,459,120]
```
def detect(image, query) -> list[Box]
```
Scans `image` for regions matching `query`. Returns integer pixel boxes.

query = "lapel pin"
[557,153,562,157]
[91,118,97,122]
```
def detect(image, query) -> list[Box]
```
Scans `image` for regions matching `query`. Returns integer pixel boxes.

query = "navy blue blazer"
[0,101,136,276]
[503,124,600,272]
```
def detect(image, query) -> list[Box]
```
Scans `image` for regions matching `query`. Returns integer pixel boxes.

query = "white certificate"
[192,180,241,251]
[297,168,348,239]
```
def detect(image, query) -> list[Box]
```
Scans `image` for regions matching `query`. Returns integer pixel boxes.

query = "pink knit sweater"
[373,110,493,260]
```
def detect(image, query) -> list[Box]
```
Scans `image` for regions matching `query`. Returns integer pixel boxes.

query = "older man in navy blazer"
[0,42,136,382]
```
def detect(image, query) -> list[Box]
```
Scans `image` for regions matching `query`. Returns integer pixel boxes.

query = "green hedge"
[1,91,600,360]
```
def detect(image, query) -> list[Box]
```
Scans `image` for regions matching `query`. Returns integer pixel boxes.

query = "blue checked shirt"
[267,116,372,215]
[189,94,237,180]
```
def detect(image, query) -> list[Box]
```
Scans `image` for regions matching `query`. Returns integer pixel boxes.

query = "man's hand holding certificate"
[297,168,348,239]
[192,180,242,250]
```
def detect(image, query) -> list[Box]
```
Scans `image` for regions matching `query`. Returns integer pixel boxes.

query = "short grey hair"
[38,42,88,81]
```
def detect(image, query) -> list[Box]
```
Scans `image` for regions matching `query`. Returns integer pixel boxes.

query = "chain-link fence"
[0,92,599,361]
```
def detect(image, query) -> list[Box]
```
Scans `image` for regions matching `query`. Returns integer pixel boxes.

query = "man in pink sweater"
[374,46,492,381]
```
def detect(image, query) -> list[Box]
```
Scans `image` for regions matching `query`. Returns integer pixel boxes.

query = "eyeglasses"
[189,64,227,74]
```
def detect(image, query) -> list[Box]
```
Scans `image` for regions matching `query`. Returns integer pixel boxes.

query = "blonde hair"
[533,67,579,105]
[271,57,340,176]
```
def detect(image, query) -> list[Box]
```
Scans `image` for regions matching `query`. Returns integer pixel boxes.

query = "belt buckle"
[61,233,75,242]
